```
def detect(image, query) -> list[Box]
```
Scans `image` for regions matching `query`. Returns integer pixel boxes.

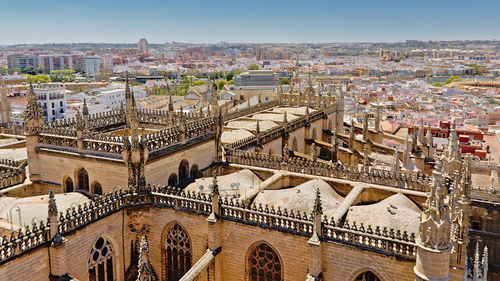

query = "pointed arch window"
[163,223,192,281]
[78,168,89,192]
[248,243,282,281]
[65,177,73,193]
[353,271,381,281]
[88,237,114,281]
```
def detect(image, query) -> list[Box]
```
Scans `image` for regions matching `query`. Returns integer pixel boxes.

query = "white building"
[84,56,101,77]
[33,83,67,121]
[138,38,148,54]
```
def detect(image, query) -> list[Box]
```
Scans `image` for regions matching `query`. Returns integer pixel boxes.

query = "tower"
[414,162,453,281]
[24,83,44,182]
[0,81,11,125]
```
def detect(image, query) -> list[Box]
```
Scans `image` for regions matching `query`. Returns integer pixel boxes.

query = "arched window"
[93,182,102,195]
[190,164,199,179]
[65,177,73,193]
[163,223,192,281]
[353,271,381,281]
[178,160,189,182]
[88,237,114,281]
[78,168,89,192]
[168,173,178,187]
[248,243,282,281]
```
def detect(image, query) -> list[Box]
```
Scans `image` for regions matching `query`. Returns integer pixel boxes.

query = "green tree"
[24,74,50,84]
[216,80,228,90]
[445,76,460,84]
[50,69,76,82]
[23,65,36,75]
[248,64,259,70]
[36,66,46,74]
[0,68,21,74]
[469,64,480,74]
[279,77,291,85]
[192,80,206,86]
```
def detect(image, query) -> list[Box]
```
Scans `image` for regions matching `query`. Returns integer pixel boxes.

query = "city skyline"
[1,0,500,45]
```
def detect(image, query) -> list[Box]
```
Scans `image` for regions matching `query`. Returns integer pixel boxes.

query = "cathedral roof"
[252,179,343,218]
[346,193,421,236]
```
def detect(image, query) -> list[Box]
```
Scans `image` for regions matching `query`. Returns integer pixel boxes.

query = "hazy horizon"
[1,0,499,45]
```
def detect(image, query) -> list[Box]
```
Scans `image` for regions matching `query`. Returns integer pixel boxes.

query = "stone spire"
[426,124,434,158]
[308,188,323,279]
[419,162,452,250]
[403,133,410,168]
[374,104,380,131]
[349,118,355,150]
[418,118,425,144]
[362,112,368,140]
[331,130,338,163]
[363,144,370,173]
[313,187,322,215]
[48,188,58,217]
[82,98,89,116]
[391,149,400,173]
[445,120,460,160]
[25,84,43,119]
[208,171,221,222]
[136,236,158,281]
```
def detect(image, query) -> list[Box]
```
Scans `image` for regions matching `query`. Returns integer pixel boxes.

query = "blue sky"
[1,0,499,44]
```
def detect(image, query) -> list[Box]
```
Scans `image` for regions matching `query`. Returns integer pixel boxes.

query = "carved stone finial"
[137,236,158,281]
[313,188,322,215]
[48,188,57,217]
[82,98,89,116]
[212,170,219,196]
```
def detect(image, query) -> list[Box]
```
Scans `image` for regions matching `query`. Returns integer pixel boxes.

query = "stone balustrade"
[0,159,27,190]
[0,182,417,265]
[226,150,431,191]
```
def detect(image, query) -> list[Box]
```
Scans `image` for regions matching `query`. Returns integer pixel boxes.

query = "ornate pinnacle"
[24,83,43,121]
[125,72,131,99]
[283,111,288,124]
[313,188,322,215]
[48,188,57,217]
[82,98,89,115]
[391,149,400,173]
[212,170,219,196]
[137,236,158,281]
[168,93,174,112]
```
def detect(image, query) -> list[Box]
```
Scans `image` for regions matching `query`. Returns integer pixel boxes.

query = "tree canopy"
[24,74,51,84]
[50,69,76,82]
[248,64,259,70]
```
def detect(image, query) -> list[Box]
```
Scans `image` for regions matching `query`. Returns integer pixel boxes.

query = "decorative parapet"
[225,150,430,191]
[471,187,500,204]
[223,100,280,122]
[323,219,416,258]
[0,159,27,189]
[0,182,417,265]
